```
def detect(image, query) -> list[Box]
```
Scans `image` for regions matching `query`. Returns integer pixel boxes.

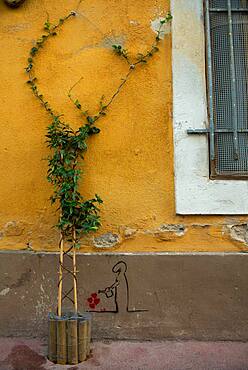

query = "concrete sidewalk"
[0,338,248,370]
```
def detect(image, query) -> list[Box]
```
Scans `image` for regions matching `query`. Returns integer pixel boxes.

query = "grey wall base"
[0,251,248,341]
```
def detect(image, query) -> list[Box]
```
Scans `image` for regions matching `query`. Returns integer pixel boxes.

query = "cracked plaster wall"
[0,0,247,253]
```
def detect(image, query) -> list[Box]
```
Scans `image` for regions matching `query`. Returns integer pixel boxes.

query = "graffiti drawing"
[86,261,147,313]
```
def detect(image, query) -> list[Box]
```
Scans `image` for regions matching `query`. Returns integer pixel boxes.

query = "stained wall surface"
[0,0,247,253]
[1,252,248,340]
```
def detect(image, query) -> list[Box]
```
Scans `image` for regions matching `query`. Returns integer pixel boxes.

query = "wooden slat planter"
[48,312,92,365]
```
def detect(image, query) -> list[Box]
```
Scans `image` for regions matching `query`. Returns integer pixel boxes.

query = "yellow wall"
[0,0,247,252]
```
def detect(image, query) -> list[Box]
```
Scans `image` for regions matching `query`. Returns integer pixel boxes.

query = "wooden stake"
[78,319,88,362]
[67,319,78,364]
[57,318,67,364]
[86,317,92,357]
[57,234,64,317]
[83,314,92,357]
[72,227,78,314]
[48,316,57,363]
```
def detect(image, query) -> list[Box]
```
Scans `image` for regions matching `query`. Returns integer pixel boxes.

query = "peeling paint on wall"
[226,224,248,246]
[152,224,185,242]
[0,287,10,296]
[3,221,25,237]
[120,227,137,240]
[150,17,171,38]
[93,233,121,249]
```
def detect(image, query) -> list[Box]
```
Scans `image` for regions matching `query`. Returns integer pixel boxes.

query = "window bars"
[188,0,248,178]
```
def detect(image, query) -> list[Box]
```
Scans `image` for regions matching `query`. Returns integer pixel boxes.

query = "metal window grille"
[188,0,248,179]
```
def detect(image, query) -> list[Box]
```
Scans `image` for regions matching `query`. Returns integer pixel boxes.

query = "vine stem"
[67,19,168,121]
[68,66,134,123]
[69,76,84,96]
[98,68,133,113]
[75,0,83,11]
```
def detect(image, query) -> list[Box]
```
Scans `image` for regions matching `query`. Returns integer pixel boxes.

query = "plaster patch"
[129,20,140,26]
[153,224,186,242]
[0,287,10,296]
[120,227,137,239]
[227,224,248,246]
[158,224,185,234]
[93,232,121,249]
[150,17,171,38]
[4,221,25,237]
[191,224,210,229]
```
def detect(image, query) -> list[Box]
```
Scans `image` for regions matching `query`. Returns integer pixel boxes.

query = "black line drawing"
[87,261,148,313]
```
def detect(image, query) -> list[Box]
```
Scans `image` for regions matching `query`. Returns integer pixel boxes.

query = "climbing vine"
[25,10,172,242]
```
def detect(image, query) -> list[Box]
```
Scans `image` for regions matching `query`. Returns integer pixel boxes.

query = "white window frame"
[171,0,248,215]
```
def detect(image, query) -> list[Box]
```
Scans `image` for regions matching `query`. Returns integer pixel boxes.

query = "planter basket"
[48,312,91,365]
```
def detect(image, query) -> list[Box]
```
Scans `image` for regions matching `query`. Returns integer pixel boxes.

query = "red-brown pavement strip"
[1,338,248,370]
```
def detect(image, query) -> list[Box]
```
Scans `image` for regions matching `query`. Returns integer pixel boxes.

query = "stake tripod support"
[48,229,91,365]
[57,228,78,317]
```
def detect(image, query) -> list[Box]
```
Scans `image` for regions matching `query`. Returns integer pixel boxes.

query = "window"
[205,0,248,178]
[171,0,248,214]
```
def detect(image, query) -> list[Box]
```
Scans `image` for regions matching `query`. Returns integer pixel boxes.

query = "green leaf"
[25,63,33,72]
[44,20,51,31]
[75,99,81,109]
[87,116,95,124]
[89,126,100,135]
[166,12,173,21]
[30,47,38,56]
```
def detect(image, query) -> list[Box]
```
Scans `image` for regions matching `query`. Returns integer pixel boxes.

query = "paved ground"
[0,338,248,370]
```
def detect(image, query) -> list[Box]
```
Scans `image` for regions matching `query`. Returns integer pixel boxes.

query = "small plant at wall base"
[26,8,171,365]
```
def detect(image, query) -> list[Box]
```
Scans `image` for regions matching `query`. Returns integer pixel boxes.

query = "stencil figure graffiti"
[99,261,129,313]
[86,261,147,313]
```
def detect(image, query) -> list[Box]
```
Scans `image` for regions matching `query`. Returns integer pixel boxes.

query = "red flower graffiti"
[87,292,100,309]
